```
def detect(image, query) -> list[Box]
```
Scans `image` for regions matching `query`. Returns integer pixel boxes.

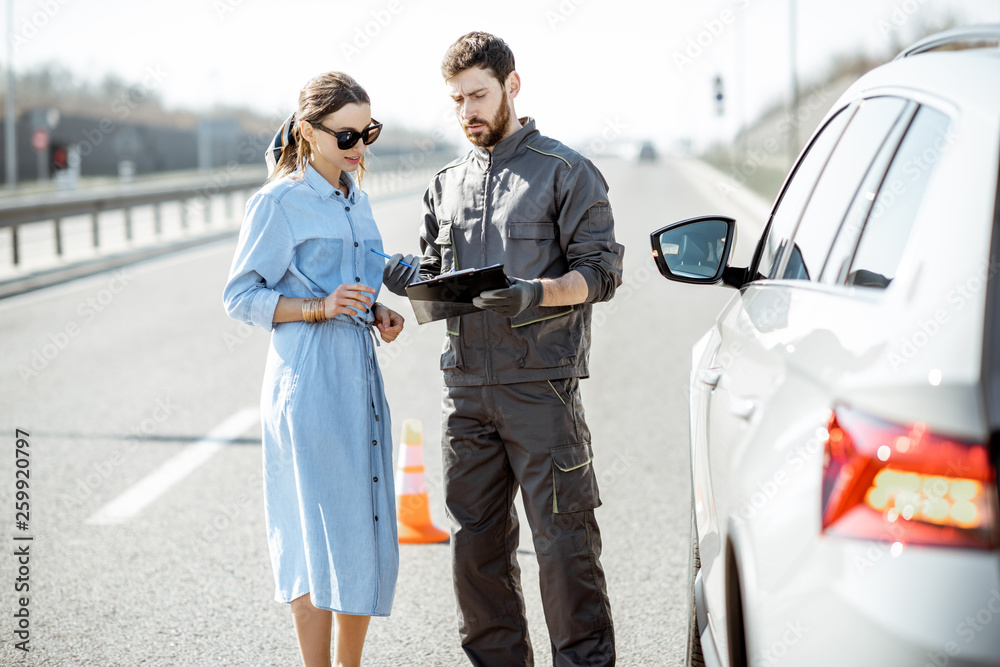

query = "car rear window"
[842,106,952,288]
[780,96,909,281]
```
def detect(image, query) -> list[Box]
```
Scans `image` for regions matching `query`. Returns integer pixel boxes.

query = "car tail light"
[821,405,998,549]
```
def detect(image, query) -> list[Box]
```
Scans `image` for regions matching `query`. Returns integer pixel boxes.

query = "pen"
[370,248,415,269]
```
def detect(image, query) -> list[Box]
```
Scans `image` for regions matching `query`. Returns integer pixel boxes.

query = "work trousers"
[442,378,615,667]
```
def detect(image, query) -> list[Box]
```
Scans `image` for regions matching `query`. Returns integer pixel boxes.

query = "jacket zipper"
[481,153,495,384]
[480,154,491,260]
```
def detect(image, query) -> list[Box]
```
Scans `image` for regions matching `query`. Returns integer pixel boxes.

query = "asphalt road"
[0,155,766,667]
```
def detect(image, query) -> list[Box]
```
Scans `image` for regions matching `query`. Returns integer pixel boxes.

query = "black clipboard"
[405,264,510,324]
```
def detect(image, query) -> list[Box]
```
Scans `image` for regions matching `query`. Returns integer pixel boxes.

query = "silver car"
[651,25,1000,667]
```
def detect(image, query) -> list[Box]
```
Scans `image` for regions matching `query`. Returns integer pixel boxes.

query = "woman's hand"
[324,284,376,319]
[373,304,405,343]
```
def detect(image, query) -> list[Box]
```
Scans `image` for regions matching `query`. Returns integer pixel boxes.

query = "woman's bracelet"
[312,298,328,322]
[315,298,329,322]
[302,297,328,323]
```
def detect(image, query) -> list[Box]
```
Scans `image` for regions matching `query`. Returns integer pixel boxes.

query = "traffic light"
[714,75,725,116]
[50,143,68,172]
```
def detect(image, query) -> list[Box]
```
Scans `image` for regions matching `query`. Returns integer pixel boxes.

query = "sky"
[4,0,999,152]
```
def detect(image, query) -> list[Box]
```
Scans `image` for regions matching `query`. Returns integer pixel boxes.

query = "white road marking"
[85,407,259,525]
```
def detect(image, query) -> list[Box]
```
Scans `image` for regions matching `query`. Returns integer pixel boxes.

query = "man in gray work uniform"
[383,31,624,666]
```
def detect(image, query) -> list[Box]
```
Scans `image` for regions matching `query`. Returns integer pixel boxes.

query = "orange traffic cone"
[395,419,449,544]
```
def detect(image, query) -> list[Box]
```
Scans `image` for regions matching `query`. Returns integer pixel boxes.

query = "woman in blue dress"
[223,72,414,667]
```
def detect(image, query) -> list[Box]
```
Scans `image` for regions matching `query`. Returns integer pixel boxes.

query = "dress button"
[373,477,378,482]
[345,206,351,211]
[354,242,359,247]
[374,515,379,521]
[372,440,377,446]
[355,277,361,282]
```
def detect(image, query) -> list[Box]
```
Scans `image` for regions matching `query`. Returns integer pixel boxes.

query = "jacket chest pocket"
[437,220,457,272]
[508,222,557,242]
[296,236,345,265]
[295,237,346,288]
[506,222,558,277]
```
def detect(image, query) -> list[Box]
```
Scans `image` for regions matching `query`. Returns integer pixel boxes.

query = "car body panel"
[682,41,1000,667]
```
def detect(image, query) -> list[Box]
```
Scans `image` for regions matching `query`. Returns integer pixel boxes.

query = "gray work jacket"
[419,118,625,386]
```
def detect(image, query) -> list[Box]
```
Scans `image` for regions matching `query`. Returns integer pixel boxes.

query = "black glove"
[473,277,544,318]
[382,253,419,296]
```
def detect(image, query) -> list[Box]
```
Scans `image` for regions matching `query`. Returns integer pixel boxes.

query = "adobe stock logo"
[544,0,589,30]
[8,0,72,51]
[922,589,1000,667]
[673,1,752,74]
[75,66,170,159]
[213,0,245,19]
[18,270,133,381]
[340,1,406,63]
[877,0,931,39]
[888,258,1000,371]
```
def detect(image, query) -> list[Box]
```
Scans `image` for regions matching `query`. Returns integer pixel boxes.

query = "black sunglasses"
[309,119,383,150]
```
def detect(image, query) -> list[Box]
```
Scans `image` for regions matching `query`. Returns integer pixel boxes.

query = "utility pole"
[735,7,747,162]
[4,0,17,188]
[787,0,800,167]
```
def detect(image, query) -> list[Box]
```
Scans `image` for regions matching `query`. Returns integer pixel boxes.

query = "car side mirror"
[650,216,740,286]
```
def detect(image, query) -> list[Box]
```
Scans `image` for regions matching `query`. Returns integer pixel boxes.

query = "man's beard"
[462,90,511,148]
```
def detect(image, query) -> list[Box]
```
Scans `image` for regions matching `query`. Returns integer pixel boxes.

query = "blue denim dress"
[223,163,397,615]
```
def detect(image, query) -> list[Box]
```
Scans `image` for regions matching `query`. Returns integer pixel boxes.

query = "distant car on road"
[650,25,1000,667]
[637,140,658,162]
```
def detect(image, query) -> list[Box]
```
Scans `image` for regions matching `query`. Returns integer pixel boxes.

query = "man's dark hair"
[441,31,516,83]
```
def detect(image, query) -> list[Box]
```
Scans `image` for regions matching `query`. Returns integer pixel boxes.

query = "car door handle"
[698,368,722,388]
[729,396,758,420]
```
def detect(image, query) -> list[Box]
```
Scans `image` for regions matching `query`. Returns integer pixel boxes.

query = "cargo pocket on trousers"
[550,443,601,514]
